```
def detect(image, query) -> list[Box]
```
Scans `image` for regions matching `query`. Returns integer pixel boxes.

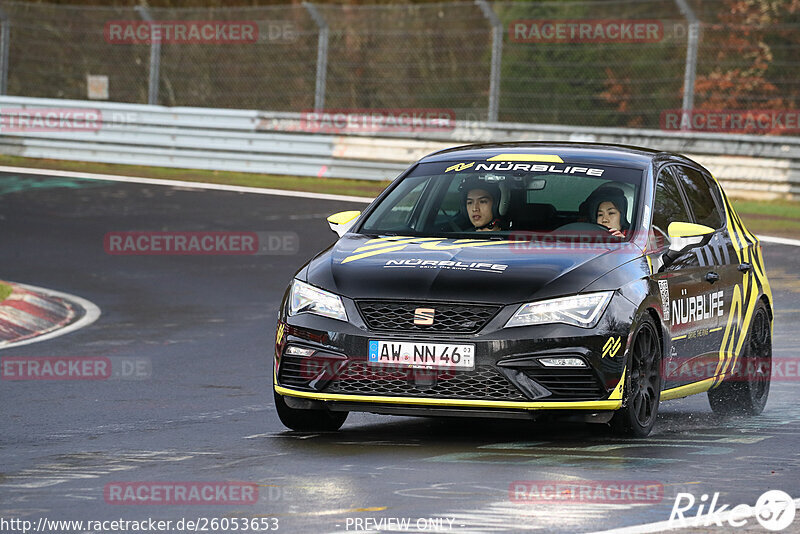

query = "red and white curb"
[0,282,100,350]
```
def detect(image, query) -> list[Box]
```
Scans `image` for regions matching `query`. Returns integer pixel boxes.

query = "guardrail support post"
[304,3,328,113]
[0,8,10,95]
[476,0,502,123]
[136,6,161,106]
[675,0,700,131]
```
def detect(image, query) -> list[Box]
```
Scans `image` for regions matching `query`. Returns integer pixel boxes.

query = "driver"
[461,178,504,231]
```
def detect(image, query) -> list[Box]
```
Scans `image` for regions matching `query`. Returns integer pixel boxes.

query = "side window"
[672,166,723,229]
[650,168,690,249]
[438,177,464,217]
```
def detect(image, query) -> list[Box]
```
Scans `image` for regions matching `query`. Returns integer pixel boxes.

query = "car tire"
[612,315,662,437]
[708,302,771,416]
[273,390,348,431]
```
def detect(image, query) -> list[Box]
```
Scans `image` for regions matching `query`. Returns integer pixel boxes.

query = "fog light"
[538,357,587,367]
[285,345,315,357]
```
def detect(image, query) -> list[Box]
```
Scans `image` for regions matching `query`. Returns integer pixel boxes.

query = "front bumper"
[274,293,635,417]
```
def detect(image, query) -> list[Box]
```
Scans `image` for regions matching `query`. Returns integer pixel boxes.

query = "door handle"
[705,271,720,284]
[738,262,752,272]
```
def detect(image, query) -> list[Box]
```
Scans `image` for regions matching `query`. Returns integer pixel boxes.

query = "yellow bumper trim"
[275,385,622,411]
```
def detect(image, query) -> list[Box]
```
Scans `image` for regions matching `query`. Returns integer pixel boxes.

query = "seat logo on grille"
[413,308,435,325]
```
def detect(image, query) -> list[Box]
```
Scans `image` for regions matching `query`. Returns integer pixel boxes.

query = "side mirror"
[327,211,361,237]
[662,222,714,268]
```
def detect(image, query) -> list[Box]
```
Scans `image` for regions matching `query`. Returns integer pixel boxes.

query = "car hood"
[304,235,643,304]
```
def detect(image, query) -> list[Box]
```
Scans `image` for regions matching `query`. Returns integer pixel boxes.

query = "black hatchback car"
[273,142,773,437]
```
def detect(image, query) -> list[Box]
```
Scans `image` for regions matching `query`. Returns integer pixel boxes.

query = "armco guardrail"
[0,96,414,181]
[0,96,798,199]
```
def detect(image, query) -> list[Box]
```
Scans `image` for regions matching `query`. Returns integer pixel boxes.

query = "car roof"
[420,141,667,169]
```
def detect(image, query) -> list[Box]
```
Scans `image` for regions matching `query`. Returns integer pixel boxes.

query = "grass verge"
[731,198,800,239]
[0,154,390,199]
[0,154,798,238]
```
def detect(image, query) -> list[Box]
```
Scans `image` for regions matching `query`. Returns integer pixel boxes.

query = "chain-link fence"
[0,0,798,131]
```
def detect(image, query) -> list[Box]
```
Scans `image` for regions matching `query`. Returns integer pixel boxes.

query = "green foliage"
[3,0,798,130]
[0,283,12,303]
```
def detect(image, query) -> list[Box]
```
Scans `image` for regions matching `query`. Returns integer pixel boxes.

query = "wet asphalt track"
[1,173,799,534]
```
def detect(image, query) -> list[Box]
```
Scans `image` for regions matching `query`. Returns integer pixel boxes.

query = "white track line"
[757,235,800,247]
[0,283,101,350]
[0,164,374,204]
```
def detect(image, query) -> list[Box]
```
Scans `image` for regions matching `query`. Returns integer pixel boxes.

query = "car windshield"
[359,159,644,240]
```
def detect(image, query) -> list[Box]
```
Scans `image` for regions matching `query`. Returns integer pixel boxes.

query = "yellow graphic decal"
[418,239,515,251]
[486,154,564,163]
[708,175,772,388]
[343,244,414,264]
[353,237,440,253]
[342,237,514,263]
[275,323,285,345]
[445,162,475,173]
[602,336,622,358]
[717,286,742,378]
[608,366,626,400]
[661,378,715,401]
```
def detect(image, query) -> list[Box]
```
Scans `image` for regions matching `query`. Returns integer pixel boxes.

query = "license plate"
[368,340,474,370]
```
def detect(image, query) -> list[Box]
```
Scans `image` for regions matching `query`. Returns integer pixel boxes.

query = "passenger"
[589,188,630,238]
[597,200,626,237]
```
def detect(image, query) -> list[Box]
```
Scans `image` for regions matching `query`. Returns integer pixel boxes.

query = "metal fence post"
[304,3,328,112]
[675,0,699,131]
[0,7,10,95]
[476,0,502,123]
[136,6,160,106]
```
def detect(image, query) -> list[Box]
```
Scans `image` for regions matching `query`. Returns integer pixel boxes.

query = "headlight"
[288,280,348,322]
[505,291,613,329]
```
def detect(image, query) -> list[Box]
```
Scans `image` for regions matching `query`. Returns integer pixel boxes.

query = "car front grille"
[356,301,500,333]
[523,367,606,400]
[324,362,527,400]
